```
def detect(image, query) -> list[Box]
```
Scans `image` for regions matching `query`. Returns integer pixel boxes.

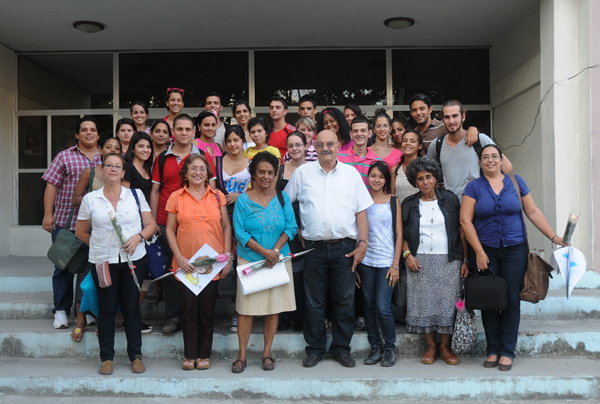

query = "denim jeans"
[51,225,75,315]
[158,224,180,323]
[476,242,528,359]
[91,258,146,362]
[358,264,396,350]
[303,238,356,357]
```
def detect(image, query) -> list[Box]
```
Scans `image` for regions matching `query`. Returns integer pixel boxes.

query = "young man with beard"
[427,100,512,201]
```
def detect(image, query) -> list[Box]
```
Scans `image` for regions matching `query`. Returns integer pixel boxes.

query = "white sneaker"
[229,317,238,333]
[86,314,97,326]
[53,310,69,329]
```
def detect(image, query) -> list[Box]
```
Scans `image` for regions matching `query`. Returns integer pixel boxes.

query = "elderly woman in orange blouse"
[165,153,232,371]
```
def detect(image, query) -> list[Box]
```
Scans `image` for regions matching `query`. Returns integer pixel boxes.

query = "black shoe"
[364,345,383,365]
[333,352,356,368]
[292,319,304,332]
[302,354,323,368]
[355,317,366,331]
[277,318,292,331]
[141,322,153,334]
[381,349,396,367]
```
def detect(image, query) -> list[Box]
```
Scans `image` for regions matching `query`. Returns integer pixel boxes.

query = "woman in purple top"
[461,144,567,372]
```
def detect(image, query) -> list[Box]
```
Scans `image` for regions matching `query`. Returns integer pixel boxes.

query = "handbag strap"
[88,166,95,193]
[64,206,76,229]
[131,188,143,222]
[509,174,530,251]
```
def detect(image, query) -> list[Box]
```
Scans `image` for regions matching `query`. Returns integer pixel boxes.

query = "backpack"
[157,148,207,191]
[434,133,483,163]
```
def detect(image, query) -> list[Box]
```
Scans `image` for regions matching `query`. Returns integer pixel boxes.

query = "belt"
[316,238,352,245]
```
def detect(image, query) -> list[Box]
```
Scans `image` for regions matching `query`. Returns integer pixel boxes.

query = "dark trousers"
[158,224,180,322]
[91,258,145,362]
[359,264,396,350]
[477,242,528,359]
[51,225,75,315]
[303,239,356,357]
[177,279,220,359]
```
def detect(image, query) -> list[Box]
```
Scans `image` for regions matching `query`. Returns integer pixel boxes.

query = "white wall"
[490,5,550,255]
[0,43,16,256]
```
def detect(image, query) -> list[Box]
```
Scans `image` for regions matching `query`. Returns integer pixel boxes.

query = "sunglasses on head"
[166,87,184,96]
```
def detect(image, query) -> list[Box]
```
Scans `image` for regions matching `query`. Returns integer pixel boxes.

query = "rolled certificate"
[562,210,579,244]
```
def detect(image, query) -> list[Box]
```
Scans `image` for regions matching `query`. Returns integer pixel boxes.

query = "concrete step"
[0,356,598,401]
[2,289,599,321]
[1,318,599,360]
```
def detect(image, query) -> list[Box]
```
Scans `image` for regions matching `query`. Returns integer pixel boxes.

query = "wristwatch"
[138,233,145,243]
[359,239,369,246]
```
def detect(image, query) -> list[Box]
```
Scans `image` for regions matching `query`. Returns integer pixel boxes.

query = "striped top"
[337,148,382,187]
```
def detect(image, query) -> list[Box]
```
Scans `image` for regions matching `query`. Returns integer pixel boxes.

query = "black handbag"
[47,207,89,274]
[464,267,508,311]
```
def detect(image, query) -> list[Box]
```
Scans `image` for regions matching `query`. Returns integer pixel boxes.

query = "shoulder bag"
[131,188,167,279]
[509,175,554,303]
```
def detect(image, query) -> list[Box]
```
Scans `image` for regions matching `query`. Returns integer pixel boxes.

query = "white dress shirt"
[78,187,150,264]
[284,159,373,241]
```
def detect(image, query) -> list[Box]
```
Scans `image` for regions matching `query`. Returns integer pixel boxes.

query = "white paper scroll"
[551,246,587,299]
[236,260,290,296]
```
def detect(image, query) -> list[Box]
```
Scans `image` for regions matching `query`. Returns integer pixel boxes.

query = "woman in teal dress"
[231,151,297,373]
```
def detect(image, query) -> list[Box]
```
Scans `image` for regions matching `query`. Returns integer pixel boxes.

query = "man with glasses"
[338,116,382,187]
[426,100,512,201]
[150,114,212,334]
[284,130,372,368]
[409,93,479,153]
[42,116,102,329]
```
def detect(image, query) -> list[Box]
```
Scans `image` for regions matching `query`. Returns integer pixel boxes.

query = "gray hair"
[405,157,443,188]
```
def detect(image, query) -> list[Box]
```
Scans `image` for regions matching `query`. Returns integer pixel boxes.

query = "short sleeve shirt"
[268,124,296,158]
[165,186,227,280]
[417,119,447,153]
[78,187,149,264]
[284,160,373,241]
[42,145,101,230]
[338,148,382,187]
[463,174,530,248]
[427,133,494,201]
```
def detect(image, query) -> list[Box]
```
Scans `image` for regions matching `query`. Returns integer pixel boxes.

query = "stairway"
[1,256,599,401]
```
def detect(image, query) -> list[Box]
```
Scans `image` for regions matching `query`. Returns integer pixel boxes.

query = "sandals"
[182,358,195,370]
[196,358,210,370]
[262,356,275,371]
[71,327,84,342]
[231,358,247,374]
[148,295,163,304]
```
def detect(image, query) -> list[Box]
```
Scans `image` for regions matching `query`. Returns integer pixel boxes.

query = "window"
[255,50,386,106]
[18,54,113,110]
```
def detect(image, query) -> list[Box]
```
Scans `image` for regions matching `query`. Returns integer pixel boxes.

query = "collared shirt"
[151,143,203,226]
[42,145,101,230]
[284,159,373,241]
[464,174,529,248]
[337,148,382,187]
[78,187,149,264]
[416,118,447,153]
[165,186,227,280]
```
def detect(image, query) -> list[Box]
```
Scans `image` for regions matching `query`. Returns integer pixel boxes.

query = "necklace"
[226,155,246,167]
[419,194,437,252]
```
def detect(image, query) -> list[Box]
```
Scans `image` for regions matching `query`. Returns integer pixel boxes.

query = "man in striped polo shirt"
[337,116,382,187]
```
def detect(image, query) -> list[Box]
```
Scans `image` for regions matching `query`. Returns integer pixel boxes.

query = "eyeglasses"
[166,87,184,96]
[315,141,337,149]
[288,142,305,149]
[481,154,501,161]
[188,166,207,173]
[103,163,122,170]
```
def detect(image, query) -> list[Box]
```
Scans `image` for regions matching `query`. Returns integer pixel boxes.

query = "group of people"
[43,89,567,376]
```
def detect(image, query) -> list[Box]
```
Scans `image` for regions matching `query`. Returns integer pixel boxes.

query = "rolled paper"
[562,210,580,244]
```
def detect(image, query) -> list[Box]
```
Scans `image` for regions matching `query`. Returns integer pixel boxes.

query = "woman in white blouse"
[76,153,157,376]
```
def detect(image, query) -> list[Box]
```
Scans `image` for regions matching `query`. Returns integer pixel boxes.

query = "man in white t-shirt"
[426,100,513,201]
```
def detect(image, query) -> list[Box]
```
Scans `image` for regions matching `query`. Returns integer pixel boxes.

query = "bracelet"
[463,258,468,262]
[225,252,234,260]
[273,248,280,253]
[391,264,400,270]
[551,235,558,243]
[402,250,411,258]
